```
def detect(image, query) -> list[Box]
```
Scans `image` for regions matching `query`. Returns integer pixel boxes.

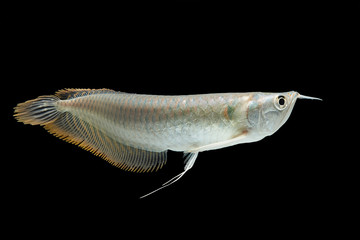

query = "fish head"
[246,91,321,137]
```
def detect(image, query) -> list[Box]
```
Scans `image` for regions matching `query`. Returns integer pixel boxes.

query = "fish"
[14,89,321,198]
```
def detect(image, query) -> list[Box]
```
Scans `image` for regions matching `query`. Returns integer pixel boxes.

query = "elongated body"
[61,91,254,152]
[14,89,320,197]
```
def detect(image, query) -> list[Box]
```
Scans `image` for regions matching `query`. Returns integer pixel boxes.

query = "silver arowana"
[14,89,321,197]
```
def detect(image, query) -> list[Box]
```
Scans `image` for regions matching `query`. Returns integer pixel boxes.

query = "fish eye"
[275,95,287,110]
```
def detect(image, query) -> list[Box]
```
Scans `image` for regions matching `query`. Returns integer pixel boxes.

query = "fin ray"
[14,95,60,125]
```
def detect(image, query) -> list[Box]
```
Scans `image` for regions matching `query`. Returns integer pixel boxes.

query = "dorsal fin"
[55,88,119,100]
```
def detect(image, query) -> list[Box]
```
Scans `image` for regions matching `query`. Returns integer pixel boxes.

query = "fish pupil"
[278,96,285,106]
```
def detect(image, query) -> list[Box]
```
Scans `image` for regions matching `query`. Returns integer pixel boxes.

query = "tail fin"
[14,95,61,126]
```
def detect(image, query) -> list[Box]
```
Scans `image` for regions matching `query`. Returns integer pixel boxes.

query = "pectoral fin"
[189,130,249,152]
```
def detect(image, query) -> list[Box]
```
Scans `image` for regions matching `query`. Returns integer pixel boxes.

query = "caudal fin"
[14,95,61,126]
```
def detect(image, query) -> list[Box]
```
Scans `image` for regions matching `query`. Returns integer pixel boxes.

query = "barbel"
[14,89,321,197]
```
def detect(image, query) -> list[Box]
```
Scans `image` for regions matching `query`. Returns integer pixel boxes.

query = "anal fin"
[44,112,167,173]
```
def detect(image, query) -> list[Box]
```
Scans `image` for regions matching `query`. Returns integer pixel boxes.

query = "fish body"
[14,89,320,197]
[60,91,252,152]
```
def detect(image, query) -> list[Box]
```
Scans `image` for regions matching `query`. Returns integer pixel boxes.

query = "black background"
[3,1,356,236]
